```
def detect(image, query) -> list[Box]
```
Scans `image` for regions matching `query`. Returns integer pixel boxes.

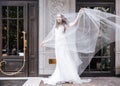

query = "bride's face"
[56,14,62,23]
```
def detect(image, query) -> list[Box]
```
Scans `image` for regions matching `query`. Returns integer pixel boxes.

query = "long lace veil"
[40,8,119,75]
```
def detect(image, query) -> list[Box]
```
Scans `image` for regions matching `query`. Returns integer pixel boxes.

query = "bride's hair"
[55,14,68,33]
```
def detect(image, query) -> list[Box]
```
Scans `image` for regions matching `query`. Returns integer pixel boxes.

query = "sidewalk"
[0,77,120,86]
[40,77,120,86]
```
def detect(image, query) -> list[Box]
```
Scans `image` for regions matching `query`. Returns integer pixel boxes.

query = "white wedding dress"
[44,26,91,85]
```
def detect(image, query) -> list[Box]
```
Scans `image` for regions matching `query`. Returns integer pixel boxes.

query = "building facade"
[0,0,120,77]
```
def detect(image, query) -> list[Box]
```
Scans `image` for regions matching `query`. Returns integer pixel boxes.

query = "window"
[2,6,24,56]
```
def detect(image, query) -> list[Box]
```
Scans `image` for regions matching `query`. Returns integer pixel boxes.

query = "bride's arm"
[69,8,84,27]
[40,30,55,46]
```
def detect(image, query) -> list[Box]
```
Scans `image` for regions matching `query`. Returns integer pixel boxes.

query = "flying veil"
[41,8,119,75]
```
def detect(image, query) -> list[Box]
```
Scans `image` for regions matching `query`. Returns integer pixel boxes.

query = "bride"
[41,8,92,85]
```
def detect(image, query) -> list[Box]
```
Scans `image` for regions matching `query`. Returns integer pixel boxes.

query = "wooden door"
[0,1,38,77]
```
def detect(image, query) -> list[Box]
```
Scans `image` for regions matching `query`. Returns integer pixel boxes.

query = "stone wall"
[115,0,120,75]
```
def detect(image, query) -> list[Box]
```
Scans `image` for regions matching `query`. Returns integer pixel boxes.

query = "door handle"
[23,31,27,48]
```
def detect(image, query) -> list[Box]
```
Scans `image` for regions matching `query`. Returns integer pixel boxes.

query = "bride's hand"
[79,8,84,14]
